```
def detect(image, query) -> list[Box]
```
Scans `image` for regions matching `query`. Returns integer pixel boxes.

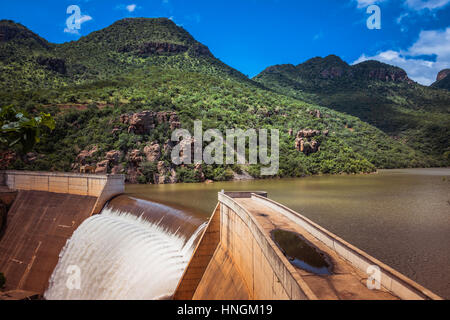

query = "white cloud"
[126,4,137,12]
[355,0,387,8]
[355,0,450,10]
[405,0,450,10]
[353,28,450,85]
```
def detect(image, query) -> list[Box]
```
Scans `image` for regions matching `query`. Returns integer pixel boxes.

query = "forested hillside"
[0,19,445,184]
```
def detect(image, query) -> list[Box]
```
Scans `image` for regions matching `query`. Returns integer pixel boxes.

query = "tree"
[0,105,55,153]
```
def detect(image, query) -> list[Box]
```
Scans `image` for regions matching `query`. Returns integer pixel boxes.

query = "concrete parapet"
[217,192,316,300]
[1,171,124,215]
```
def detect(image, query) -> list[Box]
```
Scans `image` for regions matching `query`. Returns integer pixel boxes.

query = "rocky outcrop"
[309,110,322,119]
[105,150,122,164]
[120,111,157,135]
[155,161,177,184]
[95,160,109,174]
[436,69,450,82]
[294,129,327,155]
[118,42,188,56]
[125,149,143,183]
[320,67,347,79]
[367,68,410,82]
[117,40,213,58]
[296,129,322,139]
[75,146,98,165]
[143,142,161,163]
[93,150,123,174]
[120,111,180,134]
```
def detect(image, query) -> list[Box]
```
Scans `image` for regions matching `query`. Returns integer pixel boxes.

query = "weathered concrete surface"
[0,290,41,300]
[176,192,442,300]
[2,171,124,215]
[0,188,17,235]
[0,171,126,297]
[0,190,97,294]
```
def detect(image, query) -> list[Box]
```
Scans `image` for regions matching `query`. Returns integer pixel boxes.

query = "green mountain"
[0,19,446,183]
[254,55,450,163]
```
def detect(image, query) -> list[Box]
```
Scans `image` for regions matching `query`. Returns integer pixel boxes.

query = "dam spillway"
[45,204,205,300]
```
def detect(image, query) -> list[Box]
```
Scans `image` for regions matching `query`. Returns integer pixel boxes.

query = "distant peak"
[437,69,450,81]
[299,55,348,68]
[352,60,411,83]
[0,19,49,47]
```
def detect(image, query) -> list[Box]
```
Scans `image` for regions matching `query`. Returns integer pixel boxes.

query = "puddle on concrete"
[271,229,333,275]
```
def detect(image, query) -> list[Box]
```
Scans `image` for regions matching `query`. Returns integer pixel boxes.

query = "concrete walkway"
[236,198,398,300]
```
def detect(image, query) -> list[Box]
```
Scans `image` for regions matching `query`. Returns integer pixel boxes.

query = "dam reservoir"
[126,168,450,299]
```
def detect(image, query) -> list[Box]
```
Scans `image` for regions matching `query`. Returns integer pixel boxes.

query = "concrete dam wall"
[175,192,442,300]
[0,171,124,296]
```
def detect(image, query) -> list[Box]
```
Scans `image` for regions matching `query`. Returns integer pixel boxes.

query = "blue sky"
[1,0,450,85]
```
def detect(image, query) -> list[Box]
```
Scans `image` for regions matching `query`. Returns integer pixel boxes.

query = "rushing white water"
[44,207,206,300]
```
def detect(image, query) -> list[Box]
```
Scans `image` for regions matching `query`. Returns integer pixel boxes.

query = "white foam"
[44,207,206,300]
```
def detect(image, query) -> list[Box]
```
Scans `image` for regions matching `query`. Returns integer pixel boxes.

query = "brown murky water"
[126,168,450,299]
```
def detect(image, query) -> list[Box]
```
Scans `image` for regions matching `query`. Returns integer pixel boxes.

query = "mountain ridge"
[1,18,447,183]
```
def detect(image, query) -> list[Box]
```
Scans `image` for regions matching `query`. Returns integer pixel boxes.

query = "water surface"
[126,168,450,298]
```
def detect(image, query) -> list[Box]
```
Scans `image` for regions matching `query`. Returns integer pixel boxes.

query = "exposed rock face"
[120,111,157,135]
[367,68,410,82]
[120,111,180,134]
[95,160,109,174]
[296,129,322,139]
[125,149,143,183]
[127,149,143,165]
[75,146,98,165]
[118,40,213,58]
[309,110,322,119]
[437,69,450,82]
[320,67,346,79]
[105,150,122,164]
[119,42,188,56]
[36,56,66,74]
[126,149,144,183]
[143,142,161,163]
[294,129,326,155]
[155,161,177,184]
